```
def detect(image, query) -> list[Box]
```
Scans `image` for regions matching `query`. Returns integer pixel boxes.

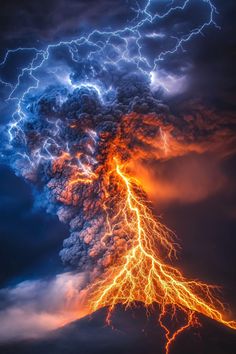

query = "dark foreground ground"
[0,306,235,354]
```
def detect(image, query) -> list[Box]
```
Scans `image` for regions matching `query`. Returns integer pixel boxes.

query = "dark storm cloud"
[1,0,235,112]
[159,0,236,110]
[0,0,132,52]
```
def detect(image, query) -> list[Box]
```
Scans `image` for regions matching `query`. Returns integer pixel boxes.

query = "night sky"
[0,1,236,353]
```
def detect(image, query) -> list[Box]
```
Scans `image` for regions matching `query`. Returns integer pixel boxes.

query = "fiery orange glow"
[87,158,236,354]
[51,114,236,353]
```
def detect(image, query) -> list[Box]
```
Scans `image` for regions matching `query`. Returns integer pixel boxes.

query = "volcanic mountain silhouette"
[0,305,235,354]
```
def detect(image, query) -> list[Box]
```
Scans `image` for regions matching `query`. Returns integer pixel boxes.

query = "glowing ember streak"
[86,158,236,354]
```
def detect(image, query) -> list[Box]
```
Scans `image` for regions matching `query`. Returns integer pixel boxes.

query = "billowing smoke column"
[6,64,229,274]
[8,65,170,273]
[1,1,236,353]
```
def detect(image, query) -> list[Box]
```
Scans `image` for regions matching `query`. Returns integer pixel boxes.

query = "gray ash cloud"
[6,59,168,275]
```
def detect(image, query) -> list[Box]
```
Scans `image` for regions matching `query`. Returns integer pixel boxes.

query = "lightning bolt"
[1,2,234,353]
[1,0,218,153]
[89,157,236,354]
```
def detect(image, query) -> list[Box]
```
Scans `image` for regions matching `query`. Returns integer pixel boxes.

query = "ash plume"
[4,59,235,277]
[6,65,164,272]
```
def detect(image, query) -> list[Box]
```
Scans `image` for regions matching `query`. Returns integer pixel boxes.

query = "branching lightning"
[0,0,219,149]
[88,156,236,354]
[1,1,235,354]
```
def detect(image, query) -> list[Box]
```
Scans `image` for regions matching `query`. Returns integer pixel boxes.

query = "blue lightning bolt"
[0,0,219,164]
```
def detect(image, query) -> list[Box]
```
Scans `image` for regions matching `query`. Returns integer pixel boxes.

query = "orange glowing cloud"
[129,154,226,205]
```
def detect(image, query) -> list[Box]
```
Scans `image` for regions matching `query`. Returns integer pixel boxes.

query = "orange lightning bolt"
[87,157,236,354]
[52,118,236,354]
